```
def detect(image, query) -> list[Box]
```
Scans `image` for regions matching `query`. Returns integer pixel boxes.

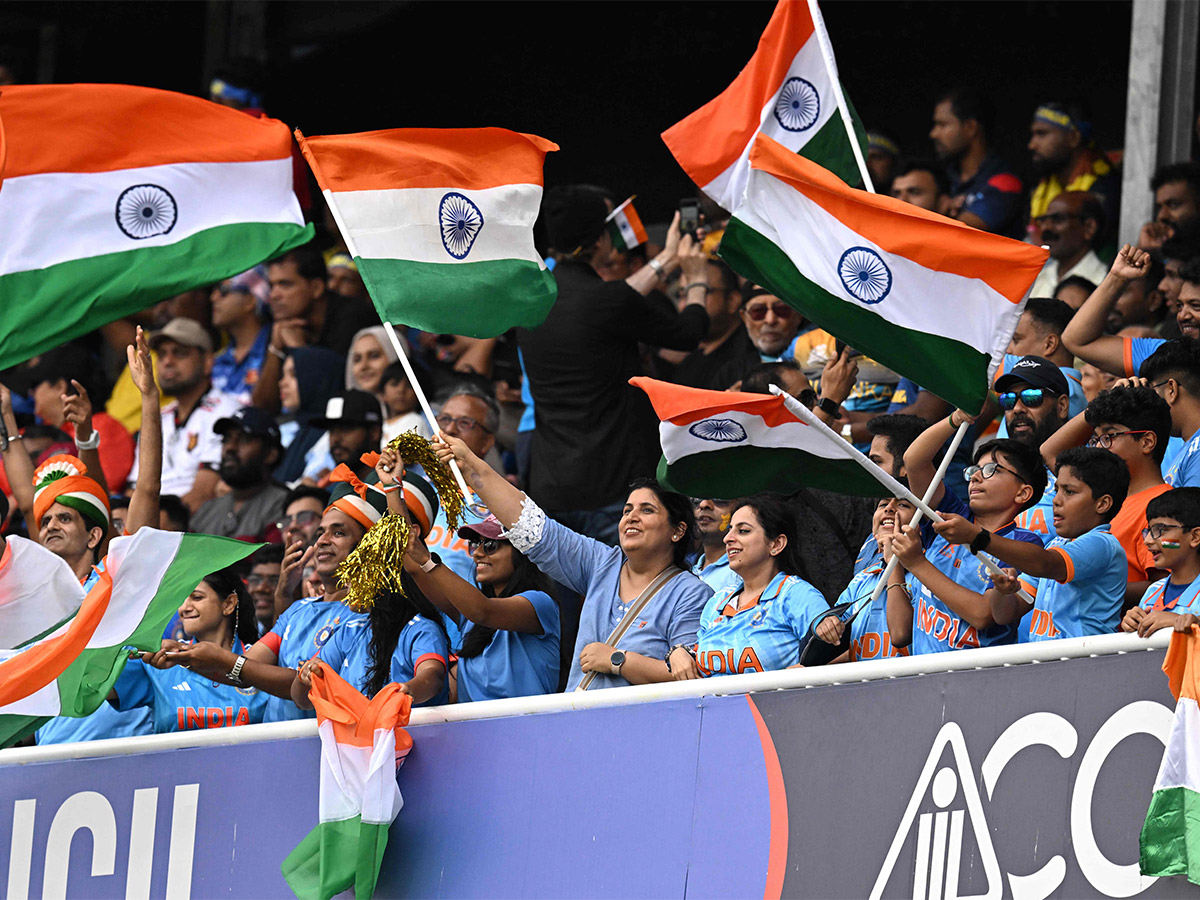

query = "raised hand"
[127,325,156,397]
[1110,244,1151,281]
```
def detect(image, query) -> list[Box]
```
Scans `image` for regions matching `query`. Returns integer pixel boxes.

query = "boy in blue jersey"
[888,411,1047,654]
[1141,339,1200,488]
[1123,488,1200,635]
[938,447,1128,641]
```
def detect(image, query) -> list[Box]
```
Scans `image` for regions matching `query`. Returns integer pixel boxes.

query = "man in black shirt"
[666,258,756,391]
[518,185,709,543]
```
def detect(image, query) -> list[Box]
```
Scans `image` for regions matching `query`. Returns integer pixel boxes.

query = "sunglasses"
[468,538,504,555]
[275,510,321,532]
[963,461,1023,482]
[1086,430,1151,450]
[997,388,1056,410]
[743,302,793,321]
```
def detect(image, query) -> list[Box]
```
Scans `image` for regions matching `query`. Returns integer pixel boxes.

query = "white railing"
[0,629,1171,766]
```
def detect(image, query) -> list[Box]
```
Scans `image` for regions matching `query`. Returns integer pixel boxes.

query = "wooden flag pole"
[806,0,875,193]
[319,187,474,500]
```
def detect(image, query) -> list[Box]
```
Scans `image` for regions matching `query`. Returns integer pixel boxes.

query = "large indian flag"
[661,0,867,212]
[0,84,312,371]
[0,529,259,747]
[632,377,889,499]
[1141,627,1200,884]
[296,127,558,338]
[720,135,1048,413]
[282,661,413,900]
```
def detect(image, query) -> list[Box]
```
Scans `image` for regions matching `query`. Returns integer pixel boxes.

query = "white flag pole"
[806,0,875,193]
[318,189,474,500]
[770,387,1035,604]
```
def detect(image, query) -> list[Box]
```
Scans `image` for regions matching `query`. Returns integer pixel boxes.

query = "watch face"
[610,651,626,666]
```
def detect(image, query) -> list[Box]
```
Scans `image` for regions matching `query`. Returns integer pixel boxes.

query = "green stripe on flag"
[1141,785,1200,883]
[354,257,557,338]
[657,446,889,500]
[282,816,391,900]
[800,97,868,188]
[719,217,992,412]
[0,221,312,371]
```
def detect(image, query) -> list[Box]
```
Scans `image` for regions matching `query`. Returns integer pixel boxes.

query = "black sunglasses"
[468,538,504,555]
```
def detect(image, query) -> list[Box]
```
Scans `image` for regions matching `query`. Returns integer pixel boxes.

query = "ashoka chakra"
[689,418,748,443]
[439,192,484,260]
[773,77,820,132]
[838,246,892,304]
[116,184,178,240]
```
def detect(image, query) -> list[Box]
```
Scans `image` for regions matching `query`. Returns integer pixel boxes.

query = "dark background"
[0,1,1135,219]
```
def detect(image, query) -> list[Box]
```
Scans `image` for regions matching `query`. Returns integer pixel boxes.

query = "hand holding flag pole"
[770,386,1036,606]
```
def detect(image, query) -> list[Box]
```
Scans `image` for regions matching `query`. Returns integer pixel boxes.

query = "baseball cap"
[311,390,384,430]
[214,406,282,447]
[148,318,213,354]
[457,514,506,543]
[993,356,1069,395]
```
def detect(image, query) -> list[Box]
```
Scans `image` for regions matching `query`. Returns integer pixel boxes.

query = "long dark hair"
[457,542,556,659]
[201,566,259,648]
[625,477,696,569]
[729,494,809,582]
[364,570,450,699]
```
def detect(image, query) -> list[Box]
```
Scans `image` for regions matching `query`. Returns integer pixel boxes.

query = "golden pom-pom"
[387,431,466,530]
[335,513,411,611]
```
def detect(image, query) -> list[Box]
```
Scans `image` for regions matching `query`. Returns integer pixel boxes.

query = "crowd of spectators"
[10,80,1200,745]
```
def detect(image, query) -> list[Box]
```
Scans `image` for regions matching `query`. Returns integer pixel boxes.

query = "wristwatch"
[610,650,626,676]
[969,528,992,555]
[818,397,840,418]
[419,557,439,574]
[228,655,247,686]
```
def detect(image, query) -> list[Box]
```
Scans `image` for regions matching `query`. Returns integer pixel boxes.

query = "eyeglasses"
[1142,523,1183,541]
[997,388,1055,410]
[436,414,491,434]
[245,573,279,589]
[743,302,793,321]
[1087,430,1151,450]
[1034,212,1081,227]
[467,538,503,555]
[275,510,320,532]
[964,461,1023,482]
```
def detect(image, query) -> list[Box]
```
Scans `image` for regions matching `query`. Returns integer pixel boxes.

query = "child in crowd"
[1122,488,1200,636]
[888,411,1047,654]
[937,447,1129,641]
[380,361,430,443]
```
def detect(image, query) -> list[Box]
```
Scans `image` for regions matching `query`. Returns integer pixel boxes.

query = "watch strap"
[419,557,438,573]
[818,397,840,417]
[228,655,247,685]
[969,528,992,555]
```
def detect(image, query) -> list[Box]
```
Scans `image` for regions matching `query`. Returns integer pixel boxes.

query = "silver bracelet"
[74,430,100,451]
[647,258,665,281]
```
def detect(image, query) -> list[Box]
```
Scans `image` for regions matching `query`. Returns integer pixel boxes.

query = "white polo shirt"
[129,389,242,496]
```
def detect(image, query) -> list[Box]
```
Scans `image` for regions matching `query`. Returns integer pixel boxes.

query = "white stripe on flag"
[361,726,404,826]
[1153,697,1200,793]
[317,720,373,823]
[88,530,185,647]
[660,409,858,464]
[0,680,61,718]
[0,538,85,650]
[735,171,1022,355]
[0,158,300,277]
[327,184,547,266]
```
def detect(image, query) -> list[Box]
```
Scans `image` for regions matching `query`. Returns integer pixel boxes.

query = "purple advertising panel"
[0,646,1190,899]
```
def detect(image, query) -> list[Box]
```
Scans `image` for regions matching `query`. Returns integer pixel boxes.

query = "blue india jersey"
[691,552,741,595]
[1014,467,1057,541]
[1140,576,1200,615]
[455,590,560,702]
[1026,525,1126,641]
[319,614,450,707]
[261,597,366,722]
[696,572,828,675]
[837,564,908,660]
[1165,429,1200,488]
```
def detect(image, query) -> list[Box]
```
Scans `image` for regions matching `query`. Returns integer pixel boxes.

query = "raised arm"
[885,535,916,647]
[903,410,972,508]
[0,384,33,523]
[433,434,526,528]
[932,514,1066,581]
[1061,246,1152,375]
[893,523,998,630]
[625,211,682,297]
[1039,405,1093,470]
[124,327,162,534]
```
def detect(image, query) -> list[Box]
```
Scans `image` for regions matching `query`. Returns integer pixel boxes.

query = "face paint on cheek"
[720,513,732,531]
[1161,541,1182,549]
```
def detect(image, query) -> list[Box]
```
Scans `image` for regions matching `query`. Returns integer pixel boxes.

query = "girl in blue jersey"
[112,567,269,732]
[673,494,829,678]
[813,495,917,662]
[402,511,560,702]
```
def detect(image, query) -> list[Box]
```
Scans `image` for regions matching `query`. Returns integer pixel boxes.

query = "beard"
[220,459,263,489]
[1031,148,1071,177]
[1007,410,1065,448]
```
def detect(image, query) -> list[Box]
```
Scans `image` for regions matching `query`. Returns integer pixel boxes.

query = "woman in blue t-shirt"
[403,513,560,702]
[112,567,268,732]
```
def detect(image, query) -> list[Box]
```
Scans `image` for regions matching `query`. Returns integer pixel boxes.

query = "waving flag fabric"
[719,135,1048,412]
[661,0,866,211]
[632,376,888,499]
[297,127,558,338]
[0,529,259,747]
[282,661,413,900]
[0,84,312,370]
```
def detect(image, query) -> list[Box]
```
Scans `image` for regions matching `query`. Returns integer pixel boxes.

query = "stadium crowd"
[9,79,1200,744]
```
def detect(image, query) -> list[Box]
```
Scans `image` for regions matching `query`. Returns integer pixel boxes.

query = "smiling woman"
[434,434,714,691]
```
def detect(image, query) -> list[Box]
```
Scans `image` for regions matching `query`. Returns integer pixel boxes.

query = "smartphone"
[679,198,701,236]
[833,339,862,360]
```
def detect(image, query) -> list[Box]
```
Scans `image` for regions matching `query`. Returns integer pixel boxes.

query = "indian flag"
[282,661,413,900]
[632,377,890,499]
[296,127,558,339]
[0,529,259,747]
[720,135,1048,413]
[0,84,312,371]
[605,196,648,251]
[1141,627,1200,884]
[661,0,867,212]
